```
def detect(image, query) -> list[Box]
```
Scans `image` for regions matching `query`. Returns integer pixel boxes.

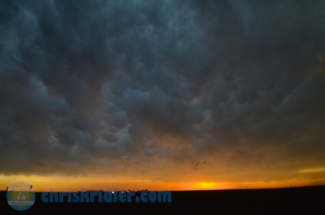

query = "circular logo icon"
[6,182,36,211]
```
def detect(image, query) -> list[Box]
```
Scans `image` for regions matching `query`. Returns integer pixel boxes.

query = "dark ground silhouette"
[1,185,324,215]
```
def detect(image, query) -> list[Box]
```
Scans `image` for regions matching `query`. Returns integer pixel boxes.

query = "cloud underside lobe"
[0,0,325,182]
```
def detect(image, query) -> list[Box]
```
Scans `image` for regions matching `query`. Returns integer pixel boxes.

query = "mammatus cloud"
[0,0,325,183]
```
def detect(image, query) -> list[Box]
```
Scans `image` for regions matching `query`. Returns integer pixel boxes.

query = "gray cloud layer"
[1,0,325,178]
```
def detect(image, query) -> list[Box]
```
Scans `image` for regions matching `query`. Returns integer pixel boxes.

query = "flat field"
[1,185,324,214]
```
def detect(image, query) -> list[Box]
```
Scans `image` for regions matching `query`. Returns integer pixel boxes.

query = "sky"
[1,0,325,191]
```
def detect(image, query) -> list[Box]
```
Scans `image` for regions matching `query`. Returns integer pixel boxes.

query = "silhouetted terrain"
[1,185,325,214]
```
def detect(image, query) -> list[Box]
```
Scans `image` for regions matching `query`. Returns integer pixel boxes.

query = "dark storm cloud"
[1,0,325,175]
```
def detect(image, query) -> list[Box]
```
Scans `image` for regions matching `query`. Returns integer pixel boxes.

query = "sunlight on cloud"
[298,168,325,173]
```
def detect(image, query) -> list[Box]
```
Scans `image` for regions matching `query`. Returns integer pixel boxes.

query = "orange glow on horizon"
[182,182,230,190]
[1,174,325,192]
